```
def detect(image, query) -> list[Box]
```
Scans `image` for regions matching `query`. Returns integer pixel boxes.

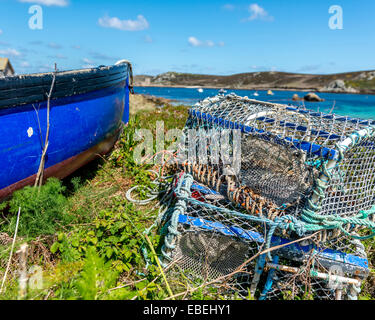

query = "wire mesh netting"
[261,257,359,300]
[156,94,375,300]
[159,173,369,300]
[158,175,265,299]
[175,93,375,233]
[319,135,375,218]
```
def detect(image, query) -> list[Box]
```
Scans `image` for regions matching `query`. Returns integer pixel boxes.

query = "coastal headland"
[134,70,375,95]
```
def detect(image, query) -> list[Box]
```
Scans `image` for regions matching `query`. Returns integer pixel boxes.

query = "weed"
[1,178,71,237]
[75,247,118,300]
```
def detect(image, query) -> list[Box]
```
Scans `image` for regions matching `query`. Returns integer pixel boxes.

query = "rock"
[326,79,347,91]
[356,72,368,80]
[152,72,178,84]
[292,94,301,101]
[323,79,359,93]
[356,71,375,81]
[304,92,324,102]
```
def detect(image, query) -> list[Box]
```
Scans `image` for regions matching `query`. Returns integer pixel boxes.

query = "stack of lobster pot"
[158,93,375,300]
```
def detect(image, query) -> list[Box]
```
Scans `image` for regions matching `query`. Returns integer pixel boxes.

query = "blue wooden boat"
[0,60,133,199]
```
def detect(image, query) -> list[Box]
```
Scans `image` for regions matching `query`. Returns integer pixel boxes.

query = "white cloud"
[89,51,119,61]
[29,40,43,45]
[37,64,54,72]
[250,65,278,72]
[0,29,3,35]
[246,3,273,21]
[98,15,149,31]
[82,58,94,64]
[297,64,321,72]
[0,48,22,57]
[188,37,224,47]
[82,64,95,69]
[18,0,69,7]
[48,42,62,49]
[20,61,30,67]
[222,4,235,11]
[48,53,67,59]
[188,36,201,47]
[144,35,153,43]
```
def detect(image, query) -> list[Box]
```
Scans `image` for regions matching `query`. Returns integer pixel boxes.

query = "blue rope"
[161,171,375,262]
[158,126,375,265]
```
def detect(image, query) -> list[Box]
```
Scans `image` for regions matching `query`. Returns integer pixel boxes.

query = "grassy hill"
[134,70,375,94]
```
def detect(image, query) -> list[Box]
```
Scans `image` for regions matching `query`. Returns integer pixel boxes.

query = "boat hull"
[0,63,131,199]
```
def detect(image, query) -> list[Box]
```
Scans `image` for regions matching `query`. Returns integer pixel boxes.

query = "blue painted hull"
[0,64,131,198]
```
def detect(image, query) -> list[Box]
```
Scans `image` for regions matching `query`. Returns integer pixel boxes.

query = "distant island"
[134,70,375,95]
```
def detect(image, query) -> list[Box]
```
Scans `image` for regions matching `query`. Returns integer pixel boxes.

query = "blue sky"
[0,0,374,75]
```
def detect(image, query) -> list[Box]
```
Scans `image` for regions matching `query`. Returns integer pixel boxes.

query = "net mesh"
[239,136,312,207]
[263,259,338,300]
[159,178,265,299]
[320,134,375,218]
[176,93,375,228]
[159,174,368,300]
[157,94,374,300]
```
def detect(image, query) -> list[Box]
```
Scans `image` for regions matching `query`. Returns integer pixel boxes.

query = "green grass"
[137,104,189,132]
[346,78,375,91]
[0,102,191,300]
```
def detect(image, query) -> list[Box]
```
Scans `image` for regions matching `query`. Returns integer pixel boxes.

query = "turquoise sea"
[134,86,375,120]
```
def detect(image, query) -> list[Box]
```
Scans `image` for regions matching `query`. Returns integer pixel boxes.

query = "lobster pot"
[161,175,266,299]
[264,266,340,300]
[178,94,375,233]
[258,231,369,300]
[159,174,370,300]
[261,248,368,301]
